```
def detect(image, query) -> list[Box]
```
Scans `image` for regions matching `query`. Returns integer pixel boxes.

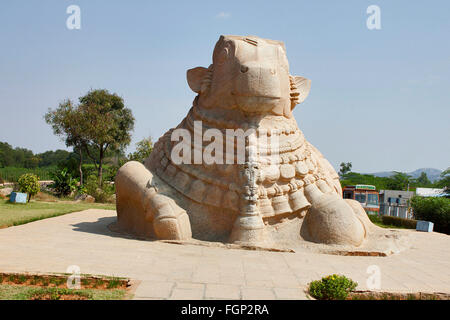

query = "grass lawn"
[0,284,128,300]
[0,273,130,300]
[0,200,115,228]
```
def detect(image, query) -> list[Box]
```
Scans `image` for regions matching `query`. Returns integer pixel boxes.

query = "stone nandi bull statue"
[115,35,374,247]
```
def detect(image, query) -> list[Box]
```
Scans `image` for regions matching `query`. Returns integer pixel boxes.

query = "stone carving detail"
[115,35,374,247]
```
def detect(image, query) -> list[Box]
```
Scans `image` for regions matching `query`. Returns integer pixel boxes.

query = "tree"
[77,89,134,185]
[45,89,135,185]
[339,171,394,190]
[37,150,72,167]
[0,142,38,168]
[128,137,153,163]
[415,172,431,186]
[441,168,450,177]
[386,172,411,191]
[411,196,450,234]
[17,173,40,202]
[0,142,14,167]
[434,167,450,190]
[339,162,352,177]
[45,100,86,184]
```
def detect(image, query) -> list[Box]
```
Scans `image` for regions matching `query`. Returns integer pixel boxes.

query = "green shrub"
[85,175,115,203]
[127,137,153,164]
[411,196,450,234]
[76,184,87,195]
[49,168,78,197]
[17,173,40,202]
[29,287,93,300]
[308,274,357,300]
[368,214,382,224]
[82,164,98,180]
[106,277,121,289]
[381,215,417,229]
[102,165,119,183]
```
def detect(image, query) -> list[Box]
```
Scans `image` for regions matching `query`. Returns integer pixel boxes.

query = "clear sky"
[0,0,449,173]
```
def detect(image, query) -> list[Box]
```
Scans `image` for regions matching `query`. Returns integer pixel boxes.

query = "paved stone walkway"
[0,209,449,299]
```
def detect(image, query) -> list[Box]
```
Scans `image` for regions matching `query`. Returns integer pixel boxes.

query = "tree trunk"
[84,144,98,170]
[98,147,104,187]
[78,147,83,186]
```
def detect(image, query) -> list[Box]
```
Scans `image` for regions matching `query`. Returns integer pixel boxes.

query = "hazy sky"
[0,0,449,173]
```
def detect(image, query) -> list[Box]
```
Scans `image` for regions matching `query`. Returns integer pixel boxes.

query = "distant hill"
[369,168,443,182]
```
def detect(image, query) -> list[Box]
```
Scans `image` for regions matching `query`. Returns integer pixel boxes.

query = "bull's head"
[187,35,311,118]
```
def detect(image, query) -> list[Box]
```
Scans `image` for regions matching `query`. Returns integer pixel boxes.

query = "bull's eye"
[240,65,249,73]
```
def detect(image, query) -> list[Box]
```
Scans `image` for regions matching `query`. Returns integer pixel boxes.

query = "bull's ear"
[187,67,209,93]
[290,76,311,106]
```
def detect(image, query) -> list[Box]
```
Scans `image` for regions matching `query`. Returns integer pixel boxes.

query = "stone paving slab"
[0,209,449,300]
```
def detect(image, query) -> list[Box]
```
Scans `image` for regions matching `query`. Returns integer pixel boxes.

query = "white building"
[416,187,446,197]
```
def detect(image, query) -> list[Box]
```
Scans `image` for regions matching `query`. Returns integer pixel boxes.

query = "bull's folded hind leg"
[115,161,192,240]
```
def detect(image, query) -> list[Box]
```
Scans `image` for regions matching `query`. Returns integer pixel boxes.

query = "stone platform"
[0,209,449,300]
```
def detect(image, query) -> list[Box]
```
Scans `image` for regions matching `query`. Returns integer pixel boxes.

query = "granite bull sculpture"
[115,35,374,247]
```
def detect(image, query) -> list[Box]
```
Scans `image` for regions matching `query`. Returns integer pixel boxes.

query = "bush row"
[381,215,417,229]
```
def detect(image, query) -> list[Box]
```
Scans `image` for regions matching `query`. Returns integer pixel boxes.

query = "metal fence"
[379,203,414,219]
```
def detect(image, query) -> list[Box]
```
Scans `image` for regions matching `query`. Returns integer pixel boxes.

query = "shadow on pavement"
[71,217,135,239]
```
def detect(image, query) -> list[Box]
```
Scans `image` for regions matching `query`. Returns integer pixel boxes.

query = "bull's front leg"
[115,161,192,240]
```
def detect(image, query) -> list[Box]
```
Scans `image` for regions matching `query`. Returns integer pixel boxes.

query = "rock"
[75,194,95,203]
[74,194,83,201]
[0,188,13,197]
[84,195,95,203]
